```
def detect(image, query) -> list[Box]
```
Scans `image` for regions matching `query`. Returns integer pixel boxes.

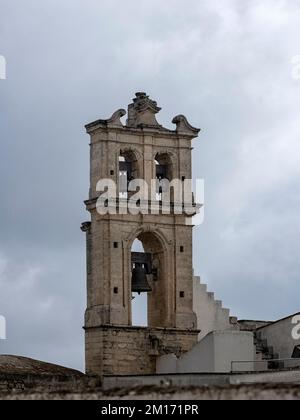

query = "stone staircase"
[254,331,284,370]
[193,276,239,341]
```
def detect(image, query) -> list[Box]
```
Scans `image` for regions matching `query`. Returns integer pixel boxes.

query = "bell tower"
[82,93,201,376]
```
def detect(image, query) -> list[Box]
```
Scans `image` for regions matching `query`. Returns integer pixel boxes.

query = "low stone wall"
[0,373,101,394]
[102,368,300,391]
[1,370,300,399]
[238,320,272,332]
[1,384,300,400]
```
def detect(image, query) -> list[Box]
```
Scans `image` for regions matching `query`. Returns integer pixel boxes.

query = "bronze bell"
[131,265,152,294]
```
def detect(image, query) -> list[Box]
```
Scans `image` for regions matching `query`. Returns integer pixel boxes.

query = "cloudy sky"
[0,0,300,371]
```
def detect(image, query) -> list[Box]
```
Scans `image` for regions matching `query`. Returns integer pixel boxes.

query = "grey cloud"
[0,0,300,370]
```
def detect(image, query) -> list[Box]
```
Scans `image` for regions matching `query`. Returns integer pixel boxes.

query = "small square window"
[114,242,119,249]
[180,291,185,298]
[114,287,119,294]
[180,246,184,253]
[110,170,114,176]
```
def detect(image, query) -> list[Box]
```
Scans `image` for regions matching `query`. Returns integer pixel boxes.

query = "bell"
[131,266,152,294]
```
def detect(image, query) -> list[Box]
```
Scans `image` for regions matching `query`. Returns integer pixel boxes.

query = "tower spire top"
[127,92,162,128]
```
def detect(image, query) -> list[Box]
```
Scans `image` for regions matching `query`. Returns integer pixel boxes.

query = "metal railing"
[231,358,300,373]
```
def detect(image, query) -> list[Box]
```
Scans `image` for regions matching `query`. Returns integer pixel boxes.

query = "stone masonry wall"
[0,374,100,394]
[85,326,199,376]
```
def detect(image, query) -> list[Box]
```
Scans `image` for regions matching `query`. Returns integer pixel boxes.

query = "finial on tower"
[127,92,162,128]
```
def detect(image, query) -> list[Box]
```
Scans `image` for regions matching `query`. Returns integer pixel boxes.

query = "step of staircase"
[207,292,215,300]
[254,332,282,369]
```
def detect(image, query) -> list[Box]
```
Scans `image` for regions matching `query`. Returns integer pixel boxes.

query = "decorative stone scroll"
[172,115,200,136]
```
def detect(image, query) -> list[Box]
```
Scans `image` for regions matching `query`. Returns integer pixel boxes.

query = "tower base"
[85,325,199,377]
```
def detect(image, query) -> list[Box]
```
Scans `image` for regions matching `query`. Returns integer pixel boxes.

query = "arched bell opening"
[119,149,140,199]
[130,231,168,328]
[155,153,173,180]
[155,153,174,201]
[131,239,149,327]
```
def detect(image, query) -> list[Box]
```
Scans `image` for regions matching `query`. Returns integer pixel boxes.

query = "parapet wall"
[0,373,100,394]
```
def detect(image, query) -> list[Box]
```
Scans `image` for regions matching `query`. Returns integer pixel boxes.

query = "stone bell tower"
[82,93,201,376]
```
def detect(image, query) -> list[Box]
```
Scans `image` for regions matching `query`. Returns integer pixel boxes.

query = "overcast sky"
[0,0,300,372]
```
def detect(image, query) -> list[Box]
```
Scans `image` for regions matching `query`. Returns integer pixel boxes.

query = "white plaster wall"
[213,331,254,372]
[177,332,215,373]
[193,277,236,341]
[258,314,300,361]
[158,331,255,374]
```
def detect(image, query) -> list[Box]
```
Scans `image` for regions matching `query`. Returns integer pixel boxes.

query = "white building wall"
[258,313,300,360]
[178,332,215,373]
[156,331,255,374]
